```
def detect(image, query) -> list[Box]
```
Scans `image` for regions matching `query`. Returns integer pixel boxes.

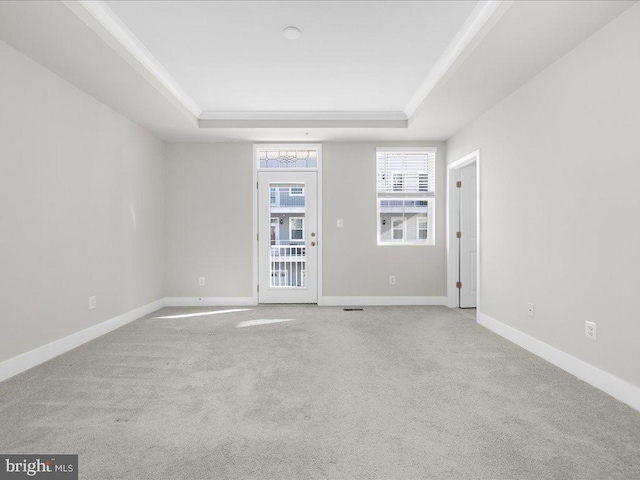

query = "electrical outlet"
[89,296,96,310]
[527,303,534,318]
[389,275,396,285]
[199,277,206,286]
[337,219,344,228]
[585,321,597,341]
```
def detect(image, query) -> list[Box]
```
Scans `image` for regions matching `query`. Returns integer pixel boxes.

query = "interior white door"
[459,162,477,308]
[258,171,318,303]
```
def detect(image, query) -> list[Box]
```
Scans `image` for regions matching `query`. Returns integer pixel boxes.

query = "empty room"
[1,1,639,478]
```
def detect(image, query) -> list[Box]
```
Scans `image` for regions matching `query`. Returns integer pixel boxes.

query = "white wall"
[0,40,165,363]
[447,3,640,388]
[164,142,446,300]
[164,143,254,298]
[322,142,446,297]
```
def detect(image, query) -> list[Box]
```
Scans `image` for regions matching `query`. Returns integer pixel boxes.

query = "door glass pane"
[269,183,306,288]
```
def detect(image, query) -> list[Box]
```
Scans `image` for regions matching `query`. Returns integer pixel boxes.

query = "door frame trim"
[252,144,323,304]
[446,150,481,315]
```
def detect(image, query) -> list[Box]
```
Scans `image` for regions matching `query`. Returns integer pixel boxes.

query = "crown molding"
[198,111,408,128]
[199,111,407,121]
[404,0,504,118]
[70,0,202,118]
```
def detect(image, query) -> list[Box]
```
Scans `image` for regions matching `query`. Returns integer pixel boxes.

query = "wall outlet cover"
[585,321,597,341]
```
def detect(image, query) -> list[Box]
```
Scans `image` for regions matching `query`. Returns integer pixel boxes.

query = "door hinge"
[456,281,462,289]
[456,181,462,188]
[256,181,259,189]
[257,285,259,292]
[257,233,259,241]
[456,231,462,239]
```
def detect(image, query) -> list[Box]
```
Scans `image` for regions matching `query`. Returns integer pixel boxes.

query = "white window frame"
[376,147,436,246]
[289,217,304,242]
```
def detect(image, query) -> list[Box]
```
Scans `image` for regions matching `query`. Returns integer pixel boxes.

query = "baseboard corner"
[0,298,165,383]
[478,312,640,413]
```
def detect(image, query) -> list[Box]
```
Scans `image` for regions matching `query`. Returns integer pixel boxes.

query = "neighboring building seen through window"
[269,186,306,244]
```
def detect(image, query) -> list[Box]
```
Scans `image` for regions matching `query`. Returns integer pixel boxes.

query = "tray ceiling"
[93,0,494,125]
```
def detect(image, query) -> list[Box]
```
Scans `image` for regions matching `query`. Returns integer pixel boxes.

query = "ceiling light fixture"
[283,26,302,40]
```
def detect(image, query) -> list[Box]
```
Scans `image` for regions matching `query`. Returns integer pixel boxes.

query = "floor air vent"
[343,308,364,311]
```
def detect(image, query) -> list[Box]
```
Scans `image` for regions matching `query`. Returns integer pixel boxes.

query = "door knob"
[311,232,316,237]
[311,242,316,247]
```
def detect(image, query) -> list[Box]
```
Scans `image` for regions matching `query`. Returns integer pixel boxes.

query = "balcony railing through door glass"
[269,183,307,288]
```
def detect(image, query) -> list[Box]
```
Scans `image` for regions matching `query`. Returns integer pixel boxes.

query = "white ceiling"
[104,0,479,116]
[0,1,635,141]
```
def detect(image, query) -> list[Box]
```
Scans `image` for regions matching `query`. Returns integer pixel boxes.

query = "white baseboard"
[0,299,165,383]
[164,297,257,307]
[319,296,447,306]
[165,296,445,307]
[478,312,640,413]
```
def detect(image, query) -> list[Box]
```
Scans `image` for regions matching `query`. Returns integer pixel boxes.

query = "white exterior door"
[258,171,318,303]
[459,162,477,308]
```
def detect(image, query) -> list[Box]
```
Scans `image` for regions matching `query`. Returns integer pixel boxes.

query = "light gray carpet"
[0,306,638,479]
[457,308,477,320]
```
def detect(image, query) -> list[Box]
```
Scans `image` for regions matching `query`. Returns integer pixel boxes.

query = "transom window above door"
[256,145,321,170]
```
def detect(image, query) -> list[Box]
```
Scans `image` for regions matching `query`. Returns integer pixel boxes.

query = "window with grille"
[417,216,428,240]
[289,217,304,241]
[377,147,436,246]
[392,217,404,241]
